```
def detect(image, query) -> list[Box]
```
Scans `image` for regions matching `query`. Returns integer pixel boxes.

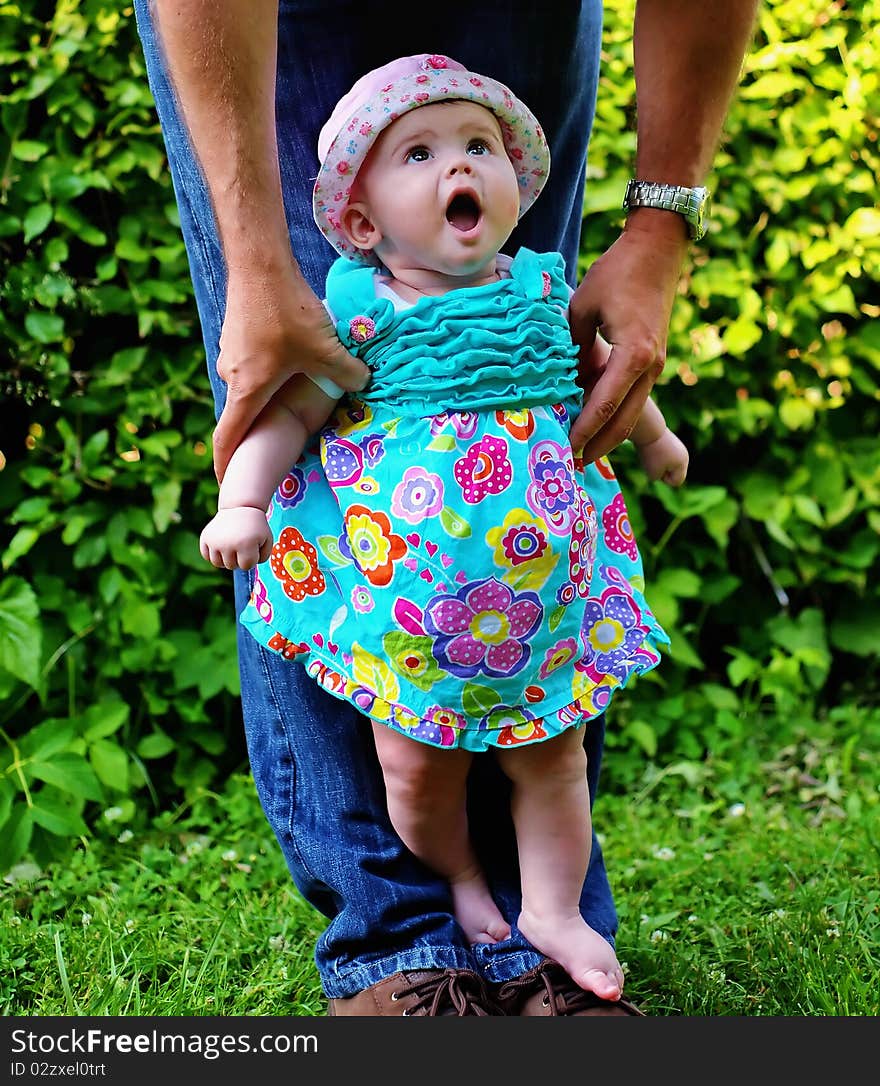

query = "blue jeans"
[133,0,615,997]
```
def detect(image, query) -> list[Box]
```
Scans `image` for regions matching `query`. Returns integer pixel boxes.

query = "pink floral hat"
[313,53,551,265]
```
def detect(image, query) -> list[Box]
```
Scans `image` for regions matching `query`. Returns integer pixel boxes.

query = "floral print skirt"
[240,396,668,751]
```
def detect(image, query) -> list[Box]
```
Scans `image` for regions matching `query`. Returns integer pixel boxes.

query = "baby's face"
[346,101,521,281]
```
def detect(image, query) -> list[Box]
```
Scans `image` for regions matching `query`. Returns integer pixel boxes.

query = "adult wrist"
[622,206,691,248]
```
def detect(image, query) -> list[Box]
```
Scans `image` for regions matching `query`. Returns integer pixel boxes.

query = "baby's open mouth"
[445,192,481,232]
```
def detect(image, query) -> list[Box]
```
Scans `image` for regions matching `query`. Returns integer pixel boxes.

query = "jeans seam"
[167,143,225,346]
[252,603,318,889]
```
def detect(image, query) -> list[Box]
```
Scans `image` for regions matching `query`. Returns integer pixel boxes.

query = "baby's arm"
[199,376,338,570]
[585,333,688,487]
[629,397,689,487]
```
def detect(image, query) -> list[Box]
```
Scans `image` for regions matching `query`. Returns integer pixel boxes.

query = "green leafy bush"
[1,1,239,868]
[581,0,879,779]
[1,0,878,862]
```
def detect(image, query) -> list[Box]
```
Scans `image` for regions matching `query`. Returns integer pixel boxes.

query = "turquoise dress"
[240,248,669,752]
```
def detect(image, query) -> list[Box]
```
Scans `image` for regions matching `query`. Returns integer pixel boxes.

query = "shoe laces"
[496,960,601,1016]
[393,969,497,1016]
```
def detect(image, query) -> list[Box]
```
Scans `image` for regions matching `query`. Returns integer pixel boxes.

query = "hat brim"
[313,67,550,266]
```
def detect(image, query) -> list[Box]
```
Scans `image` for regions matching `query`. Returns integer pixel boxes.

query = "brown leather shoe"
[327,968,505,1016]
[493,960,646,1017]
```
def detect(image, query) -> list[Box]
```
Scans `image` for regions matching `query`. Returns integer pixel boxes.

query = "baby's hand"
[199,507,273,570]
[635,428,689,487]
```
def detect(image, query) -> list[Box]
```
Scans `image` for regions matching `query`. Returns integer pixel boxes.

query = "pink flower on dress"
[250,570,273,624]
[500,521,548,567]
[336,161,350,175]
[426,55,448,69]
[423,576,542,680]
[349,315,376,343]
[568,495,598,596]
[538,637,581,679]
[351,585,374,614]
[454,435,513,504]
[602,492,638,561]
[391,466,445,524]
[526,439,579,533]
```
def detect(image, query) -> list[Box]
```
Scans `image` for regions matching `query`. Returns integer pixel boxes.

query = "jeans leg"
[233,573,476,995]
[133,0,475,998]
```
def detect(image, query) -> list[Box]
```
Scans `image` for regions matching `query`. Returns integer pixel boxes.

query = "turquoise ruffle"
[327,248,582,416]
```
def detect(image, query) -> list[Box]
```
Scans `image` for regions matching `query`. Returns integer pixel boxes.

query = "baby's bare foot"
[517,910,624,1000]
[451,870,511,944]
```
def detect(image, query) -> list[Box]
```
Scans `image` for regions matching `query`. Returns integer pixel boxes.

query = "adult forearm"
[633,0,759,187]
[151,0,292,274]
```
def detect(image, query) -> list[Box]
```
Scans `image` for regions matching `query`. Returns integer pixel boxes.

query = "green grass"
[3,712,878,1017]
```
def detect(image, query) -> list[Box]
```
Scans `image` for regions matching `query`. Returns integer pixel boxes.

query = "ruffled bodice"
[327,248,582,415]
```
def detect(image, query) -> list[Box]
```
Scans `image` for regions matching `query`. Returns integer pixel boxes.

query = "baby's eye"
[404,145,431,163]
[466,140,489,156]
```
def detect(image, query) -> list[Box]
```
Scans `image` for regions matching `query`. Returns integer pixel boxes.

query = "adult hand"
[568,212,689,462]
[211,262,370,482]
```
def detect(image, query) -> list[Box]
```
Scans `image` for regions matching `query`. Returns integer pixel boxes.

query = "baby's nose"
[446,159,473,176]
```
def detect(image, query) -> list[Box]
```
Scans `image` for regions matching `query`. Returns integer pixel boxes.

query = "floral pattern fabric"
[240,249,669,752]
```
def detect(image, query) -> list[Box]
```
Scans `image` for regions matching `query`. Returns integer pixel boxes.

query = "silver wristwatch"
[623,180,710,241]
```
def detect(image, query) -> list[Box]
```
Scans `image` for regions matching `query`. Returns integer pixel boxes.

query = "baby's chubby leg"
[497,726,625,1000]
[371,723,510,944]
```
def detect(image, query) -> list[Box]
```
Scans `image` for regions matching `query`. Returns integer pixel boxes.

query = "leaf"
[727,651,760,686]
[0,804,34,871]
[120,598,161,639]
[461,682,500,718]
[30,754,104,802]
[0,576,42,689]
[655,568,702,598]
[845,206,880,238]
[2,527,41,569]
[660,626,703,670]
[23,202,53,243]
[20,718,77,760]
[830,605,880,658]
[778,398,815,430]
[136,731,176,759]
[12,139,49,161]
[440,507,471,539]
[701,496,739,552]
[89,740,130,792]
[722,317,763,354]
[31,793,89,838]
[24,311,65,344]
[80,699,129,742]
[657,485,728,520]
[624,720,657,757]
[0,780,13,829]
[317,534,351,566]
